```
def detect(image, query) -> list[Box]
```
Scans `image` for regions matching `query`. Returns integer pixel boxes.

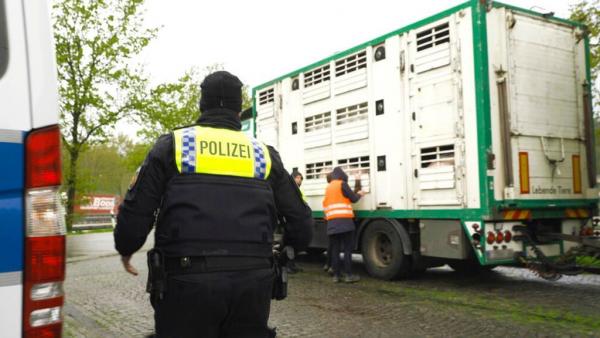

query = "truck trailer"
[252,0,600,280]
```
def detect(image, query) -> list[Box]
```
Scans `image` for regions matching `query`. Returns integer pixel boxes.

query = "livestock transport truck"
[252,0,600,280]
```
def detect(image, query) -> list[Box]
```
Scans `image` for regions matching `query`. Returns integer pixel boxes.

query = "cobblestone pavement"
[64,253,600,338]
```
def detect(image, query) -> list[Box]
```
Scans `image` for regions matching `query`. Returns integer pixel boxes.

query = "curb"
[67,253,119,264]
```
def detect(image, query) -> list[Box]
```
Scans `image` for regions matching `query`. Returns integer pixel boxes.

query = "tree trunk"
[65,149,79,232]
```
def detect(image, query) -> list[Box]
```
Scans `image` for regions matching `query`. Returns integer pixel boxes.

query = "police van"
[0,1,65,337]
[253,1,600,280]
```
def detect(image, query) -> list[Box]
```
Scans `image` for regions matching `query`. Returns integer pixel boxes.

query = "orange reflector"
[572,155,582,194]
[565,208,590,218]
[578,208,589,218]
[502,209,531,220]
[566,209,578,218]
[519,152,530,194]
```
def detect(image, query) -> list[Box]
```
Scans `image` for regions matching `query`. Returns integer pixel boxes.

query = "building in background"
[73,194,120,230]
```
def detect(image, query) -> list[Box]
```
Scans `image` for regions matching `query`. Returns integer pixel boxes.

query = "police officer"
[114,71,313,337]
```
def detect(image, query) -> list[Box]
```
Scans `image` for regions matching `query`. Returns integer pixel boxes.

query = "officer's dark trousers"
[330,231,354,277]
[152,268,275,338]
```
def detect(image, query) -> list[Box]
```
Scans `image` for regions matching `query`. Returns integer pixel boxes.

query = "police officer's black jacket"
[114,108,313,258]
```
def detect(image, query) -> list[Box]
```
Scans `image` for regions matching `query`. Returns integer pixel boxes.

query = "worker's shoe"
[332,275,340,283]
[343,274,360,283]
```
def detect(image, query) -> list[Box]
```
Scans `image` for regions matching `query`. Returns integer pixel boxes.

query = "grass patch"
[68,228,114,236]
[576,256,600,268]
[296,268,600,335]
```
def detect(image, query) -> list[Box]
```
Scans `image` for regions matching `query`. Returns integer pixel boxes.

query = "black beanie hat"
[199,71,243,113]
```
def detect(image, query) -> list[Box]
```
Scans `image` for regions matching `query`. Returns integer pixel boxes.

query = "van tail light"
[26,126,61,188]
[519,152,530,194]
[23,125,65,338]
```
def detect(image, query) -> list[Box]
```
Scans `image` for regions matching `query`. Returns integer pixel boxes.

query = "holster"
[272,246,294,300]
[146,248,167,301]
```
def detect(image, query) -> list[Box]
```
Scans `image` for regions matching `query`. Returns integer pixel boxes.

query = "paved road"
[63,233,600,337]
[66,231,153,259]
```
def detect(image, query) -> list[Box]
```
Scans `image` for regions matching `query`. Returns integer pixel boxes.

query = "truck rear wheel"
[361,220,410,280]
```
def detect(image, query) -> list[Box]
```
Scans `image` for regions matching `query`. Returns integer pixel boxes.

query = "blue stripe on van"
[0,140,24,273]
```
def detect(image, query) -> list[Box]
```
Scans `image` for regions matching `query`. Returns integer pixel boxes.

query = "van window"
[0,0,8,79]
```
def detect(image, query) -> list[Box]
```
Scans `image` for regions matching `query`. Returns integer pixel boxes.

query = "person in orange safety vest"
[322,167,365,283]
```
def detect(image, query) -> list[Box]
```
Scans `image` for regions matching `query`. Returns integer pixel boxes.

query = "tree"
[77,135,138,196]
[53,0,157,230]
[570,1,600,169]
[134,69,202,141]
[570,0,600,104]
[134,65,253,144]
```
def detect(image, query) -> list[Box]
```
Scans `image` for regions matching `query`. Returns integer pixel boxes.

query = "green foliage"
[53,0,157,229]
[134,65,254,143]
[78,139,131,195]
[576,255,600,267]
[54,0,157,147]
[63,134,151,199]
[134,69,202,141]
[570,0,600,104]
[242,85,253,111]
[122,141,152,172]
[571,1,600,171]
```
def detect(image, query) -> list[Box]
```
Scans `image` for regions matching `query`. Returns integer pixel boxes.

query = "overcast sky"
[137,0,576,88]
[118,0,578,138]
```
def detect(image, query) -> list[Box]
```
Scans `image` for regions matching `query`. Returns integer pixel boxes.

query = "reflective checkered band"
[250,138,267,179]
[181,127,196,173]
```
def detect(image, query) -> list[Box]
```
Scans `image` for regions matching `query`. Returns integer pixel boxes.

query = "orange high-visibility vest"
[322,180,354,220]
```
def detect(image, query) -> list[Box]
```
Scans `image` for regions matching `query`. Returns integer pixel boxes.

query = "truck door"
[407,16,466,208]
[500,12,591,200]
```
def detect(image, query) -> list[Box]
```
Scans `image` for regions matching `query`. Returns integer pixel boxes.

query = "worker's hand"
[357,190,367,197]
[121,255,139,276]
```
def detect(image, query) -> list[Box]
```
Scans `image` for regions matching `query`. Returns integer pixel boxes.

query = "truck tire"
[361,220,410,280]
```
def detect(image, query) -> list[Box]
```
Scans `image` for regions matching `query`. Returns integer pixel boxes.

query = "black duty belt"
[165,256,272,274]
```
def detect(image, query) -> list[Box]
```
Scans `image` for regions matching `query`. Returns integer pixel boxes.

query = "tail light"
[26,126,61,188]
[487,229,514,245]
[581,227,594,237]
[504,230,512,243]
[23,125,65,338]
[486,232,495,245]
[495,231,504,244]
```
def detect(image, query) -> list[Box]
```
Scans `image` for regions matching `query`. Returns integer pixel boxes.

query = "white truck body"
[253,1,598,274]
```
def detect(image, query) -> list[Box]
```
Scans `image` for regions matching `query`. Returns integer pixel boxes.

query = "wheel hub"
[372,232,393,267]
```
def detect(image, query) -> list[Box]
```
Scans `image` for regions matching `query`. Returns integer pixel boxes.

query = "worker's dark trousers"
[330,231,354,277]
[152,268,275,338]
